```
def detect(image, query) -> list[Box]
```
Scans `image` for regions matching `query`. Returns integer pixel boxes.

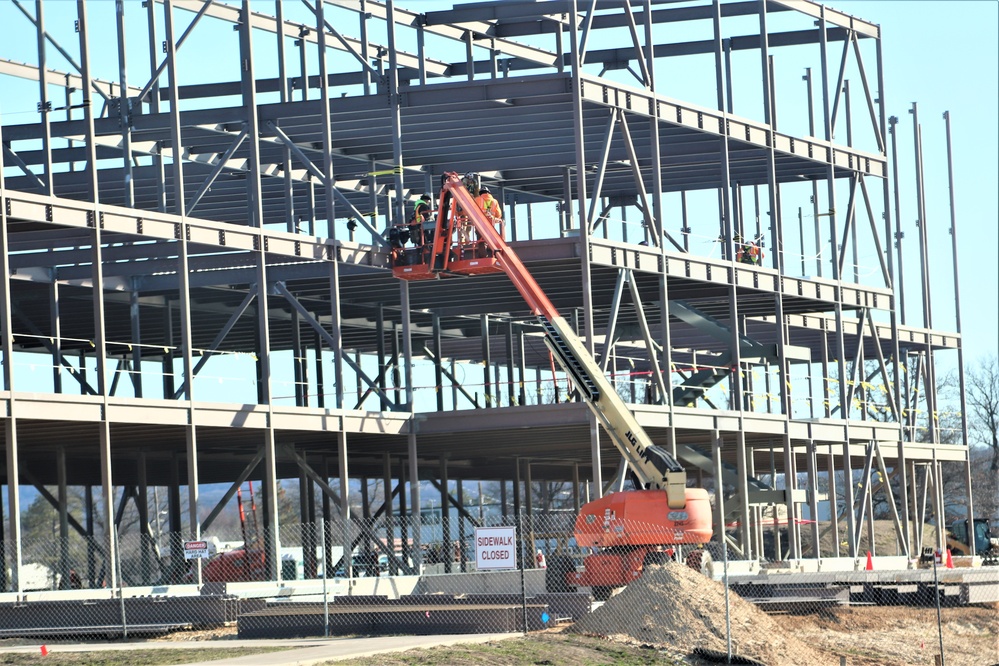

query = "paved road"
[0,633,520,665]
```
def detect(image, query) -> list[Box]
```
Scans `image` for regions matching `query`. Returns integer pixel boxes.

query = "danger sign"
[183,540,211,560]
[474,527,517,570]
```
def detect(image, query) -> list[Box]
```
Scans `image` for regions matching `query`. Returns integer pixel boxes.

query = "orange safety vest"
[475,193,501,219]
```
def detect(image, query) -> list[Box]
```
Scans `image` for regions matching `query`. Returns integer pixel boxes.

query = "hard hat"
[422,192,432,200]
[480,186,491,194]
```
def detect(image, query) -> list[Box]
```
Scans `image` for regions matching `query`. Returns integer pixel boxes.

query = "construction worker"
[408,192,434,246]
[736,234,763,265]
[474,186,503,239]
[475,186,502,222]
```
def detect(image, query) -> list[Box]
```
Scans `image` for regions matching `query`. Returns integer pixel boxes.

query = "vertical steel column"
[274,0,295,233]
[382,453,395,575]
[314,324,325,409]
[386,1,406,227]
[167,458,182,583]
[888,117,906,325]
[734,431,751,557]
[168,0,201,557]
[781,434,800,558]
[376,306,387,410]
[337,432,350,576]
[713,1,743,416]
[399,462,409,568]
[943,112,974,545]
[711,431,726,555]
[144,0,165,212]
[34,0,54,194]
[758,1,790,421]
[297,27,310,103]
[503,322,514,406]
[803,68,823,277]
[432,314,444,410]
[843,80,859,283]
[517,330,528,406]
[513,458,522,555]
[236,0,278,578]
[456,479,467,572]
[0,122,22,591]
[819,6,855,556]
[572,463,581,512]
[137,452,152,584]
[320,457,332,572]
[315,0,336,238]
[440,457,451,574]
[910,107,939,443]
[56,447,69,587]
[806,441,821,558]
[115,0,134,207]
[359,0,372,94]
[568,2,592,348]
[480,315,492,406]
[332,255,344,409]
[910,104,933,330]
[48,280,62,393]
[292,311,305,406]
[128,287,143,397]
[824,446,838,557]
[75,0,119,591]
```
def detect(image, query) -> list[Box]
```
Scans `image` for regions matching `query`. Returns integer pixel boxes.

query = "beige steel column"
[76,0,117,592]
[0,119,22,593]
[712,430,727,554]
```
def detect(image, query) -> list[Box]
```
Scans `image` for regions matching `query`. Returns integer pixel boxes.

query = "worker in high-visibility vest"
[408,192,434,247]
[735,233,763,265]
[473,186,504,238]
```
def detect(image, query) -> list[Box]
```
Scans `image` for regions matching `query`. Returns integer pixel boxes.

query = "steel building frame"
[0,0,972,590]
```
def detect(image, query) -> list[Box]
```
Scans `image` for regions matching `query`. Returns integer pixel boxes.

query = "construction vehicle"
[393,172,713,599]
[946,518,999,564]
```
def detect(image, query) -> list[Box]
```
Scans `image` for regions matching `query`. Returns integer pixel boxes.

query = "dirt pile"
[568,561,830,666]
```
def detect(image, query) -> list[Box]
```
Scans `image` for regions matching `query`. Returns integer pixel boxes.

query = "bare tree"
[966,354,999,519]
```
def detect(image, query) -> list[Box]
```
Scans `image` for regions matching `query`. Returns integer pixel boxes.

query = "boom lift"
[393,173,713,597]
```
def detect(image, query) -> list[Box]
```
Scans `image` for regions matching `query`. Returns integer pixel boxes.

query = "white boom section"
[439,174,688,510]
[540,316,687,510]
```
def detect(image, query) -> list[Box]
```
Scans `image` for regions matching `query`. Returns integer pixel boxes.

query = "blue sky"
[830,1,998,365]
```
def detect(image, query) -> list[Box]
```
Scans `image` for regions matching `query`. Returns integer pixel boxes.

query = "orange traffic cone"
[945,549,954,569]
[865,551,874,571]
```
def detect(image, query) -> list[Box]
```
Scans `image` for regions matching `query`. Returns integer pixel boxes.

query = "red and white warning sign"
[183,540,211,560]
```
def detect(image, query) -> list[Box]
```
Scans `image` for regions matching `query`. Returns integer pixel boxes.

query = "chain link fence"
[3,512,997,664]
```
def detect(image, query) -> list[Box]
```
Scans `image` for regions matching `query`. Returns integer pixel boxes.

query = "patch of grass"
[333,634,687,666]
[0,647,283,665]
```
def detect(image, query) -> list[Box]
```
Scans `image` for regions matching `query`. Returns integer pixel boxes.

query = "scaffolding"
[0,0,974,590]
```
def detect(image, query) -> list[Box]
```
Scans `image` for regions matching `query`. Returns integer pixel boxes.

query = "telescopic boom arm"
[438,173,688,509]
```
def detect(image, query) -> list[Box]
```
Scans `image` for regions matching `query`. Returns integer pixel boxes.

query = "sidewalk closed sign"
[475,526,516,570]
[183,540,210,560]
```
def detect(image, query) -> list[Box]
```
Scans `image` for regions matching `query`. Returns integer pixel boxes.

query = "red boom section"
[442,176,560,318]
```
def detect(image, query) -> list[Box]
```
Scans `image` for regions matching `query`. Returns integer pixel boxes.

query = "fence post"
[115,526,127,639]
[319,518,329,637]
[932,551,945,666]
[519,510,527,636]
[722,539,731,663]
